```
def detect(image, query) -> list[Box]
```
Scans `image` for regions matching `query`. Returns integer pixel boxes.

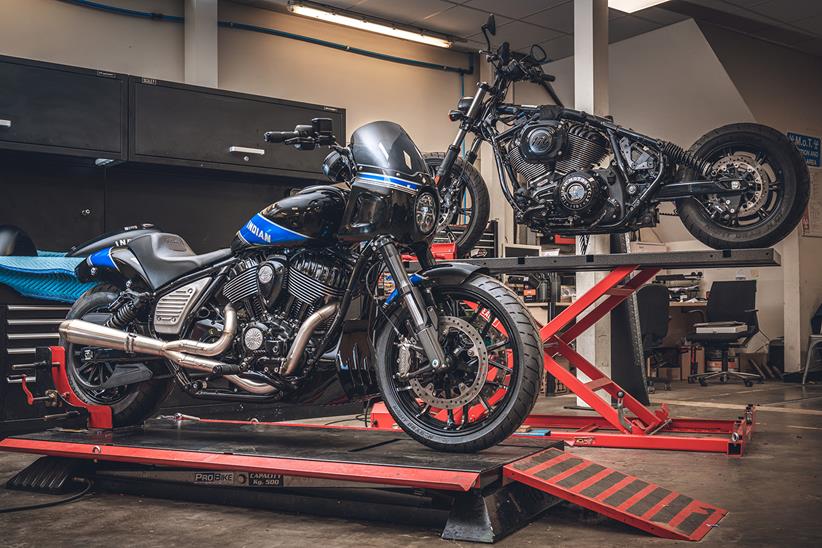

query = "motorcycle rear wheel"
[676,123,809,249]
[61,285,172,427]
[374,275,541,452]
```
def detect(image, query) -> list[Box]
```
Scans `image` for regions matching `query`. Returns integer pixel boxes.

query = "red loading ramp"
[504,448,727,541]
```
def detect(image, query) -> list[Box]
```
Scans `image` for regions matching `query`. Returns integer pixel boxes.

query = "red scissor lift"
[372,248,772,455]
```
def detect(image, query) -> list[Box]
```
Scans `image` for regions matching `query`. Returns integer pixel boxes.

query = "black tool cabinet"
[130,77,343,178]
[0,56,127,159]
[0,54,345,179]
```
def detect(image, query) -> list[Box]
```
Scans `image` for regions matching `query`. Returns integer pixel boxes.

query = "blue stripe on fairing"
[238,213,310,246]
[87,247,116,269]
[384,273,425,305]
[357,172,421,192]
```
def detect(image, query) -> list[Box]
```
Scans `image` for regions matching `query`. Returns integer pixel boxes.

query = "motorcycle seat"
[127,233,232,289]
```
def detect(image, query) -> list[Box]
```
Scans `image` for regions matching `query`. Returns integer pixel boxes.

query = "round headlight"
[415,192,437,235]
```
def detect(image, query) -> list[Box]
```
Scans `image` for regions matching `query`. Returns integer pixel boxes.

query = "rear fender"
[76,245,150,289]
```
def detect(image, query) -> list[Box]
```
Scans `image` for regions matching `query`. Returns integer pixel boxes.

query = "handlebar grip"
[264,131,298,143]
[540,73,556,82]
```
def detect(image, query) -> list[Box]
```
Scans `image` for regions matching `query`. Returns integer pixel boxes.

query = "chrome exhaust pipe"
[59,304,238,358]
[59,301,339,394]
[57,305,278,393]
[283,303,339,375]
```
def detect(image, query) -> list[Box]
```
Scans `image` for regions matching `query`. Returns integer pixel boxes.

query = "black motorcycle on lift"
[58,119,541,452]
[428,15,810,256]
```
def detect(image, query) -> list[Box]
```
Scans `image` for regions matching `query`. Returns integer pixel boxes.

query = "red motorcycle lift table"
[0,346,728,542]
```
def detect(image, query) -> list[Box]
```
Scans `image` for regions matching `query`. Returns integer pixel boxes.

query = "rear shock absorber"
[659,141,711,176]
[105,293,147,329]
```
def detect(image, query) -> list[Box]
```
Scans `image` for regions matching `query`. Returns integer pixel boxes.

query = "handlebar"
[264,130,300,143]
[263,118,336,150]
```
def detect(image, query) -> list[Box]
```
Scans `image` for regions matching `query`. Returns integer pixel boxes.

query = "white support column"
[783,228,802,372]
[184,0,218,87]
[573,0,611,404]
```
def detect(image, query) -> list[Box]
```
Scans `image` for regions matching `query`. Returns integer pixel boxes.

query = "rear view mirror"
[530,44,548,64]
[483,14,496,36]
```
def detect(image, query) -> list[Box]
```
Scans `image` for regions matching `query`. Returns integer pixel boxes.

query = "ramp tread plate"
[504,448,726,541]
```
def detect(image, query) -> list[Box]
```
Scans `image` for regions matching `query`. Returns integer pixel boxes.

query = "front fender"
[383,262,486,306]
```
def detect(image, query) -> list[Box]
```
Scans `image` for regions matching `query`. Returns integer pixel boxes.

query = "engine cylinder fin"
[509,146,550,181]
[287,252,349,308]
[555,126,609,175]
[223,260,260,303]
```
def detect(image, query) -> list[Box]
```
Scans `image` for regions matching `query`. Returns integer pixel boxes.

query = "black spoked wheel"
[424,152,490,258]
[677,123,809,249]
[375,275,541,452]
[62,285,172,427]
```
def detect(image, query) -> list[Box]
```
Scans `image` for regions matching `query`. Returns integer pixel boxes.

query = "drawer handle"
[0,119,10,128]
[229,146,265,156]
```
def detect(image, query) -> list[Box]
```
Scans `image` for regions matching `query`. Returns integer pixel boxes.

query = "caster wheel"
[648,386,656,394]
[699,378,708,387]
[687,377,695,384]
[757,378,764,384]
[666,385,672,391]
[744,380,753,387]
[719,375,727,384]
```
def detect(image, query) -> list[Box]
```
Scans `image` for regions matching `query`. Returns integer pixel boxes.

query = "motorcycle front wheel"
[424,152,490,258]
[677,123,810,249]
[374,274,541,452]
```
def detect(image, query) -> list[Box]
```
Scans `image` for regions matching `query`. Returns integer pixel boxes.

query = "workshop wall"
[0,0,184,81]
[216,1,474,152]
[702,24,822,370]
[0,0,473,153]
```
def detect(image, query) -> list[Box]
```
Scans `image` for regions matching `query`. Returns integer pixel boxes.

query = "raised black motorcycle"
[58,119,541,452]
[430,15,810,256]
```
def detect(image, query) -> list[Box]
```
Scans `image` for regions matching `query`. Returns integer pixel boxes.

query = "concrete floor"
[1,380,821,547]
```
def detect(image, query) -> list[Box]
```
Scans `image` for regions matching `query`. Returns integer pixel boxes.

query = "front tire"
[676,123,810,249]
[425,152,490,258]
[375,275,541,452]
[61,285,172,427]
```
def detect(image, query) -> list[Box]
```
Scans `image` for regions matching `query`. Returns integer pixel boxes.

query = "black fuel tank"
[232,186,346,251]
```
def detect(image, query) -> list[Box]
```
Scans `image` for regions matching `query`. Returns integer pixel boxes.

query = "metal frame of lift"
[377,248,775,455]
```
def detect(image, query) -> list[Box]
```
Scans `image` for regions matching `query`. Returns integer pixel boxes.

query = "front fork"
[376,237,447,371]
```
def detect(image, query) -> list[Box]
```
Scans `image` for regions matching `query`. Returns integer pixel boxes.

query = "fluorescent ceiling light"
[288,2,453,49]
[609,0,669,13]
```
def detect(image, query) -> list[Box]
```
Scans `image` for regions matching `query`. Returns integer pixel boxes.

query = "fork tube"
[435,84,490,181]
[375,237,447,370]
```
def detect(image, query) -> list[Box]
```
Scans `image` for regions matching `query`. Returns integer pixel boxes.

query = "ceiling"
[235,1,822,59]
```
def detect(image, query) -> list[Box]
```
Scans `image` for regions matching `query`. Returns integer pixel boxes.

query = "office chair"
[637,284,679,391]
[687,280,763,387]
[802,303,822,385]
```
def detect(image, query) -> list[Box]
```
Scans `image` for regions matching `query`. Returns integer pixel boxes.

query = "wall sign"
[801,169,822,238]
[788,131,821,167]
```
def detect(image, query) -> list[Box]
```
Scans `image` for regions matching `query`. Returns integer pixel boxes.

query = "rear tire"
[61,285,172,427]
[424,152,490,258]
[676,123,810,249]
[375,275,541,452]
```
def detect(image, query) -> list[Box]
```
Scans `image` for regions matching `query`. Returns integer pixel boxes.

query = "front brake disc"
[407,316,489,410]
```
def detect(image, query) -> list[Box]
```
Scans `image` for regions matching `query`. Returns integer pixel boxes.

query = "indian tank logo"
[246,220,271,243]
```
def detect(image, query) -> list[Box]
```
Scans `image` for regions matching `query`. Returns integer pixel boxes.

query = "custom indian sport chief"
[59,119,542,452]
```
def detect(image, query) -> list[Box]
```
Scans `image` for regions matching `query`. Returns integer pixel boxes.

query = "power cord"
[0,478,93,514]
